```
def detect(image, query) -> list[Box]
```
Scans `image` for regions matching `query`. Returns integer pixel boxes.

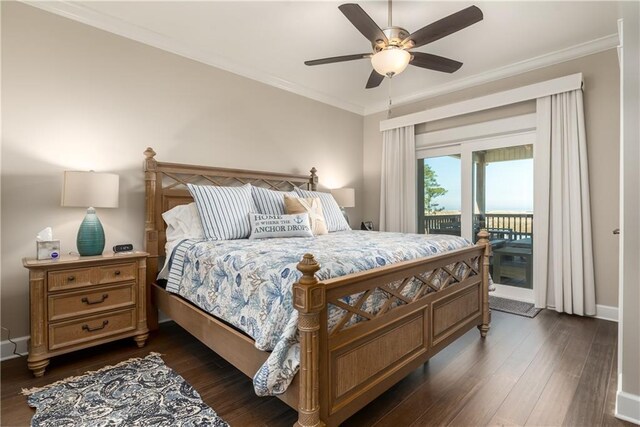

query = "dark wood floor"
[1,310,630,426]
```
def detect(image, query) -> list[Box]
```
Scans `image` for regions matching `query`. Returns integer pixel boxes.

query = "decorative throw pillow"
[294,188,351,232]
[248,213,314,240]
[187,183,256,240]
[251,186,297,216]
[284,196,328,236]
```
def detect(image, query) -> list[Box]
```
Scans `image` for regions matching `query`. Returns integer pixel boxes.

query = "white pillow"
[187,183,256,240]
[158,203,205,279]
[249,213,314,240]
[294,188,351,232]
[251,186,297,216]
[162,203,205,242]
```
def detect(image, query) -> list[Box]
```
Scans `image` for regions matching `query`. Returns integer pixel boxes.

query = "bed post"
[309,167,318,191]
[476,229,491,338]
[293,254,326,427]
[143,147,159,331]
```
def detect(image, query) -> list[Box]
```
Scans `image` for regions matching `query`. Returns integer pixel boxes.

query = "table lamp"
[61,171,119,256]
[331,187,355,226]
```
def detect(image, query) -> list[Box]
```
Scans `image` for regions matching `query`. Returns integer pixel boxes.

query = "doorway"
[418,132,536,301]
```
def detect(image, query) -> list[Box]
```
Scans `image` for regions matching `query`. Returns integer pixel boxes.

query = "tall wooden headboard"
[143,147,318,288]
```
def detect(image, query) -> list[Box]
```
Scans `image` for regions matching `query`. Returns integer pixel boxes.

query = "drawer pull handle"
[114,270,121,276]
[81,294,109,305]
[67,276,75,282]
[82,320,109,332]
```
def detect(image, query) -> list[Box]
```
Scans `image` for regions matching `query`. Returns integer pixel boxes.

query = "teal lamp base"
[77,207,105,256]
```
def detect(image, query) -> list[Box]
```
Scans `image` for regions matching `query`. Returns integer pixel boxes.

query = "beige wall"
[1,2,364,338]
[363,49,621,308]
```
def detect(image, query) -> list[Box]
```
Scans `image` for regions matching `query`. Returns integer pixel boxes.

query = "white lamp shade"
[331,188,355,208]
[61,171,119,208]
[371,48,410,77]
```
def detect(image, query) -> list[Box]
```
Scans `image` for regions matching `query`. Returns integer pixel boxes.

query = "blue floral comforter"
[165,231,474,395]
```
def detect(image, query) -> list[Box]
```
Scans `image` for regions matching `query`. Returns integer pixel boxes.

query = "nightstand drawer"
[48,268,93,292]
[96,263,137,284]
[48,308,137,351]
[48,283,136,322]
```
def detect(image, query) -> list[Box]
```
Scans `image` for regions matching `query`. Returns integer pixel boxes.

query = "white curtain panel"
[379,125,417,233]
[534,90,596,315]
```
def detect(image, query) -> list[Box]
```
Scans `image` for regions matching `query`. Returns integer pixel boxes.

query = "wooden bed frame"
[143,147,491,427]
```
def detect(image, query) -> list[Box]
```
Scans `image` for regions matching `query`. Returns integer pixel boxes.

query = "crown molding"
[23,1,618,118]
[22,0,366,115]
[364,33,619,115]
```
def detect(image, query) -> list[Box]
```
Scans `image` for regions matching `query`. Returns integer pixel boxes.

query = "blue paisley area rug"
[22,352,229,427]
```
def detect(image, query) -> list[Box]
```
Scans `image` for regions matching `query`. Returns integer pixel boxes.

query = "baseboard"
[616,390,640,424]
[595,304,619,322]
[1,335,29,361]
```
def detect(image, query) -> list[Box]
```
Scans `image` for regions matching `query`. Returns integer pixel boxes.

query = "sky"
[424,155,533,212]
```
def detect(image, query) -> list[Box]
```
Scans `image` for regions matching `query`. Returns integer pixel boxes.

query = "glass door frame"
[417,131,537,302]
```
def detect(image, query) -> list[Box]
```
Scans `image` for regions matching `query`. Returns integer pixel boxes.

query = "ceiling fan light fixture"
[305,3,482,88]
[371,47,410,77]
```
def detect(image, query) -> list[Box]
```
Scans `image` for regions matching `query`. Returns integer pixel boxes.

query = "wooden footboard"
[293,231,491,427]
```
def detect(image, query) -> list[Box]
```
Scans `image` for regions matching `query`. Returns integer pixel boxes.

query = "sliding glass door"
[418,132,536,301]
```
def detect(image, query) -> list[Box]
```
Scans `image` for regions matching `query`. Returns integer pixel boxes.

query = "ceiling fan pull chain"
[387,78,393,119]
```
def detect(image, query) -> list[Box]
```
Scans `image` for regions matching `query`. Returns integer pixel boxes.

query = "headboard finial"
[144,147,157,159]
[309,167,318,190]
[144,147,157,172]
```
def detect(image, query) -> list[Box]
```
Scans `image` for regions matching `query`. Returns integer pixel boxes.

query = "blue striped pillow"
[251,186,297,215]
[187,183,256,240]
[294,188,351,232]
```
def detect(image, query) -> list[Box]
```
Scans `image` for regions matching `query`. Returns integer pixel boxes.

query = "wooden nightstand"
[23,252,149,377]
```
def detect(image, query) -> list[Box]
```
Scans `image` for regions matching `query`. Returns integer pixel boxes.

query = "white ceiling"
[34,1,621,115]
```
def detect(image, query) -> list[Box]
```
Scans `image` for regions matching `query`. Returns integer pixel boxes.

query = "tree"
[424,163,447,214]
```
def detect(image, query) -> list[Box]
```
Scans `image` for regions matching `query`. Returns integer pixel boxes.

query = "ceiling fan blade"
[365,70,385,89]
[304,53,372,66]
[410,52,463,73]
[339,3,388,45]
[402,5,483,49]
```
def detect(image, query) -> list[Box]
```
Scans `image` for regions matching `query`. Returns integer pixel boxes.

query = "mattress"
[165,230,476,395]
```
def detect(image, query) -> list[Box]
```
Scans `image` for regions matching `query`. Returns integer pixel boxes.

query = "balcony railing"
[424,213,533,242]
[425,212,534,289]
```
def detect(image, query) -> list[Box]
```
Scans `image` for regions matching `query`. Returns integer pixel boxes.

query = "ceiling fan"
[304,1,483,89]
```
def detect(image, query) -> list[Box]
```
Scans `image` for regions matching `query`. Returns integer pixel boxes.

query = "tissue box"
[37,240,61,260]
